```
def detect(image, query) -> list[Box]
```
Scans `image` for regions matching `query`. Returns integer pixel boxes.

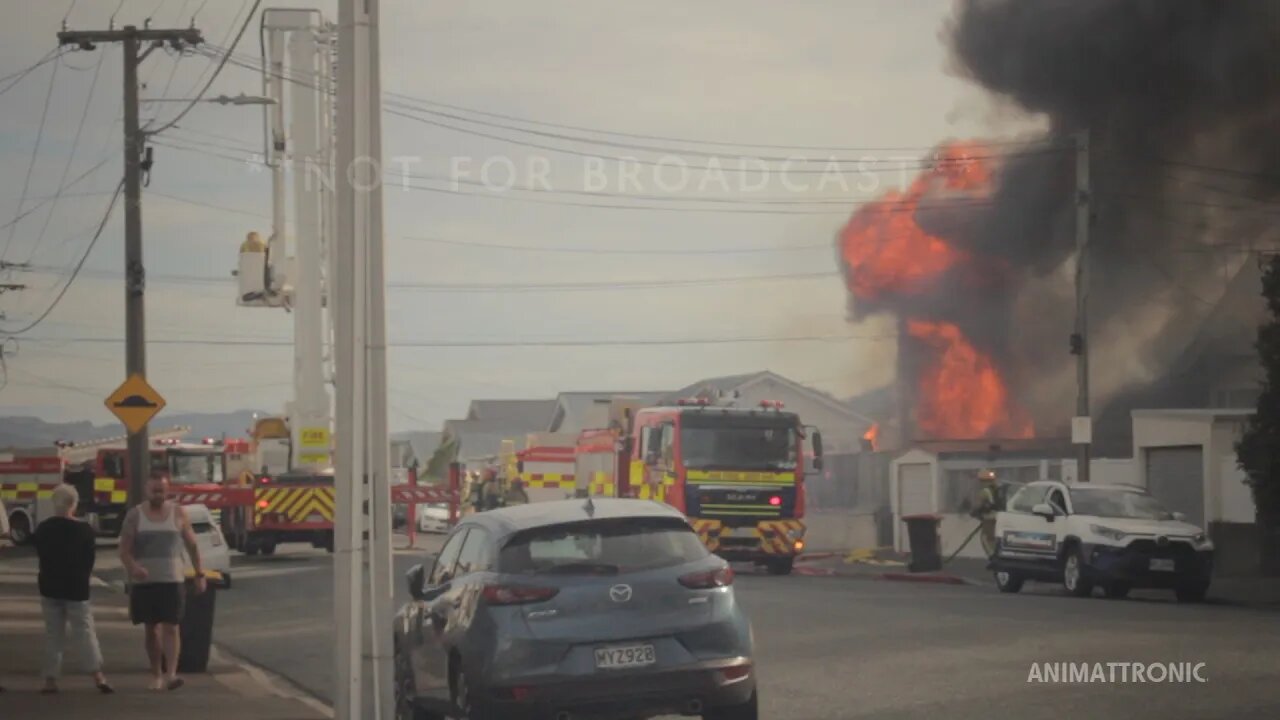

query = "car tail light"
[481,585,559,605]
[679,566,734,589]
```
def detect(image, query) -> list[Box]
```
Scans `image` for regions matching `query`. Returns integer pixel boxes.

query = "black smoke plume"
[855,0,1280,437]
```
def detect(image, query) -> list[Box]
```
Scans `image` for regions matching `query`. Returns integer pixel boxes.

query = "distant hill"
[0,410,269,450]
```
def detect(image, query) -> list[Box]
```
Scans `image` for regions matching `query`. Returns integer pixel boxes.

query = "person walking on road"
[119,475,207,691]
[34,484,114,694]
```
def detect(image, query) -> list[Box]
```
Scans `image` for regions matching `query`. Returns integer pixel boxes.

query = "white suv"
[989,481,1214,602]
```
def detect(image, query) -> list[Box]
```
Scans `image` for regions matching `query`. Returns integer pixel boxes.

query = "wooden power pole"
[57,25,203,507]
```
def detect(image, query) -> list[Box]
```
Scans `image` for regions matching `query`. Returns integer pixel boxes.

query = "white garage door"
[1145,446,1204,528]
[898,463,933,516]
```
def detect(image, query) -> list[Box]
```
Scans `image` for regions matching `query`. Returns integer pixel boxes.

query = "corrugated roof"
[466,399,557,426]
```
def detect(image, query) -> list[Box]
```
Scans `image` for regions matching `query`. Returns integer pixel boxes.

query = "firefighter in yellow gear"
[972,469,1000,556]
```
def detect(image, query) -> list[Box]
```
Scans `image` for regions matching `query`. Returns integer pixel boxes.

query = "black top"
[34,517,97,602]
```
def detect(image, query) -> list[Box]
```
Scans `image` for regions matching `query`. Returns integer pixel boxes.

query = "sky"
[0,0,1006,432]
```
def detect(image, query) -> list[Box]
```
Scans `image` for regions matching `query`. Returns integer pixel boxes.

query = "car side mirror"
[1031,503,1056,521]
[1172,511,1187,522]
[406,563,427,601]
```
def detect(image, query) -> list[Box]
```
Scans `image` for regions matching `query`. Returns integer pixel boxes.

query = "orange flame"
[862,423,880,451]
[838,141,992,302]
[835,140,1032,441]
[907,320,1033,440]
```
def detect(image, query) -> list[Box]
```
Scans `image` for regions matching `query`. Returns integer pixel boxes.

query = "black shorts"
[129,582,185,625]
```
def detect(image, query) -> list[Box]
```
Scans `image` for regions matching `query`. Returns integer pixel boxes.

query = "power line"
[0,48,64,95]
[402,235,831,256]
[150,136,1007,216]
[22,264,841,292]
[1,56,61,264]
[387,93,1054,154]
[0,155,115,233]
[1143,156,1280,187]
[23,45,107,265]
[20,332,897,348]
[144,0,261,136]
[205,44,1070,171]
[0,179,125,336]
[208,42,1055,157]
[158,1,197,100]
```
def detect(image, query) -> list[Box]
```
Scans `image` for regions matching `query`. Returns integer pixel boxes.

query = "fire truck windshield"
[168,451,224,486]
[680,423,797,471]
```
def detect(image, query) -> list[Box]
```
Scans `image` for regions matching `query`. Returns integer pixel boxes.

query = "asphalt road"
[102,540,1280,719]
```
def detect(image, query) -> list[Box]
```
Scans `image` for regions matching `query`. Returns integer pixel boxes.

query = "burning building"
[838,0,1280,447]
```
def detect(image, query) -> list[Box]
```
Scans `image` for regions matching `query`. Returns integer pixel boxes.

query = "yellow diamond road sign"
[105,374,166,434]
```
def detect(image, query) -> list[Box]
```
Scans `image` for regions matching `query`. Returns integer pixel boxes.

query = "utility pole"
[57,25,204,506]
[1071,129,1091,482]
[335,1,392,716]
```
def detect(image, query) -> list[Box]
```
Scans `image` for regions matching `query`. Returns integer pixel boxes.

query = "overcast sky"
[0,0,1006,432]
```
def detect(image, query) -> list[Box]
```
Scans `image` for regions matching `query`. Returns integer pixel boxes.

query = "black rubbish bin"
[902,514,943,572]
[176,573,218,674]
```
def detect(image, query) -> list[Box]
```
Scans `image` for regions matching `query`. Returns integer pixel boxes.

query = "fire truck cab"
[576,397,822,575]
[81,437,230,535]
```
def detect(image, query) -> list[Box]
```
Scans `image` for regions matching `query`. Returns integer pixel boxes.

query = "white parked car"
[989,482,1214,602]
[415,502,450,534]
[185,504,232,589]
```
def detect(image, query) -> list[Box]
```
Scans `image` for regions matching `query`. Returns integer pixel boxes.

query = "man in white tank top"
[119,475,207,691]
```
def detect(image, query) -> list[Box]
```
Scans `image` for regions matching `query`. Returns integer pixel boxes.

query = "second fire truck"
[561,397,822,575]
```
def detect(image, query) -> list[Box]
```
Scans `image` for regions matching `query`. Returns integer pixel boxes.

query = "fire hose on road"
[944,522,986,566]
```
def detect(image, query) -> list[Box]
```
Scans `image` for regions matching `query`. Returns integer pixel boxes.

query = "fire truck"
[188,416,334,556]
[568,397,823,575]
[0,428,230,542]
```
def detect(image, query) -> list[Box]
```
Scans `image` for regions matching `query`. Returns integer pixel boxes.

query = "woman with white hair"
[33,483,113,694]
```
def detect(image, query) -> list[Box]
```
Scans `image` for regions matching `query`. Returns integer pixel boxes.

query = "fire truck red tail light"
[257,499,270,509]
[769,495,782,506]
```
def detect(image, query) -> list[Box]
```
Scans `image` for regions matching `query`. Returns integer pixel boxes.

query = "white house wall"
[1132,412,1255,527]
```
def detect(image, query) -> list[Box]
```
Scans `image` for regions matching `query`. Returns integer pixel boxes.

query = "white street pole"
[333,1,365,716]
[362,0,395,715]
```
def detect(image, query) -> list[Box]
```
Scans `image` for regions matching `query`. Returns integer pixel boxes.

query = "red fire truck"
[0,429,232,541]
[572,397,823,575]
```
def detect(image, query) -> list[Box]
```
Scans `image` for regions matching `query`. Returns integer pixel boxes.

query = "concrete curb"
[211,644,334,718]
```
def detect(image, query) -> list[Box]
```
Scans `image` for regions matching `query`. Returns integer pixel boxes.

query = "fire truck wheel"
[245,544,260,557]
[261,541,277,556]
[766,558,794,576]
[8,513,32,546]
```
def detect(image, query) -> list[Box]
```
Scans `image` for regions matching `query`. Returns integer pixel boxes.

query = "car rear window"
[499,517,708,575]
[191,521,215,534]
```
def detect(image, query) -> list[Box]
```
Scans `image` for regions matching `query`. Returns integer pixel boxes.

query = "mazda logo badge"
[609,584,633,603]
[1156,535,1169,547]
